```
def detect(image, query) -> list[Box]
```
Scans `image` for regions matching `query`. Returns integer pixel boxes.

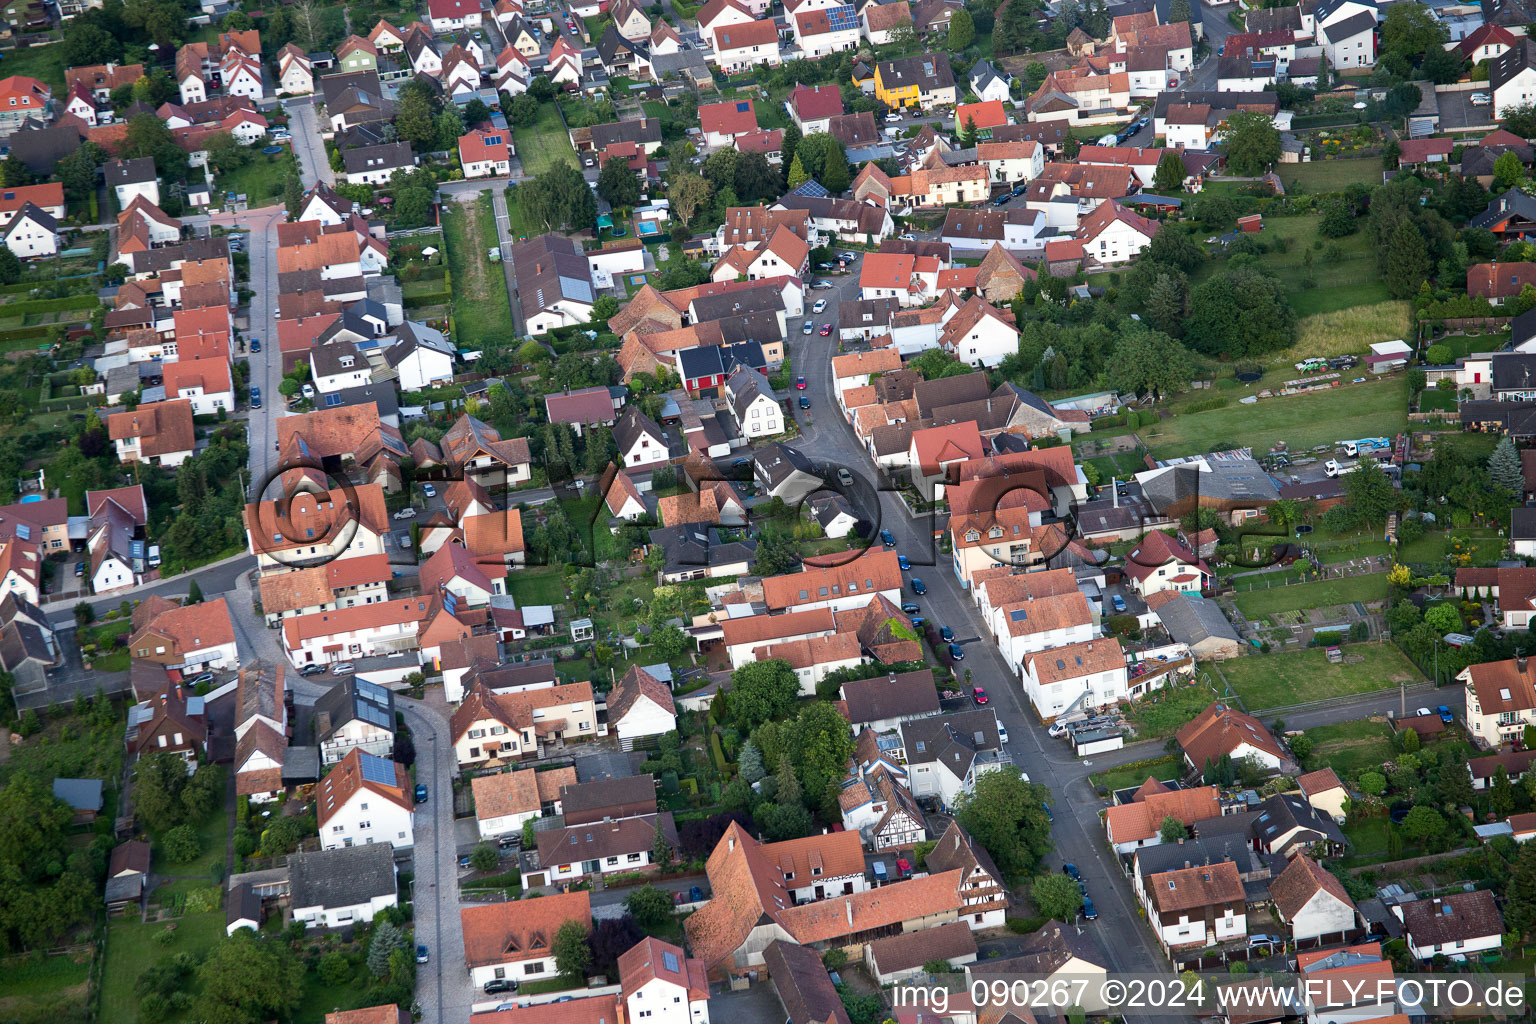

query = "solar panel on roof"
[356,680,389,704]
[735,101,749,112]
[662,950,680,973]
[826,5,858,31]
[357,752,397,786]
[357,702,392,730]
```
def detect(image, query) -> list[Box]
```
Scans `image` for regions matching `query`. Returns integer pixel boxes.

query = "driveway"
[285,100,335,189]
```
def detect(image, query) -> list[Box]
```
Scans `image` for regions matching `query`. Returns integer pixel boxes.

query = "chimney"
[727,833,735,852]
[845,898,853,926]
[1521,656,1529,674]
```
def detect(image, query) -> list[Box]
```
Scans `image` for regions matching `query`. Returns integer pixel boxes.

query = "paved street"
[286,99,335,189]
[787,262,1170,984]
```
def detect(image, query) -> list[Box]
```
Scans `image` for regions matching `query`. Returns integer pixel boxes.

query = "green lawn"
[507,567,567,605]
[1300,718,1396,777]
[1435,333,1507,359]
[1085,451,1146,481]
[440,195,515,349]
[150,806,229,880]
[1399,528,1506,567]
[294,958,383,1022]
[1340,815,1393,861]
[515,101,580,178]
[214,152,296,207]
[101,911,227,1024]
[0,949,91,1024]
[0,41,66,92]
[1418,388,1458,412]
[1215,644,1423,710]
[1192,212,1386,321]
[1275,158,1383,193]
[1126,682,1226,740]
[1291,280,1392,318]
[1233,572,1386,620]
[1089,755,1182,795]
[502,190,547,242]
[1138,376,1407,460]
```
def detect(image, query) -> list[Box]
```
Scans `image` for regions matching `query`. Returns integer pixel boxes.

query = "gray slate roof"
[1155,593,1241,647]
[288,843,397,910]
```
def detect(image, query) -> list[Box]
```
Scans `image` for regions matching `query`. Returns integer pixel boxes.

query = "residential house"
[161,357,233,415]
[793,4,861,57]
[874,55,958,111]
[459,126,512,178]
[1296,767,1349,823]
[1077,201,1159,264]
[1144,861,1246,953]
[1271,855,1358,943]
[460,889,591,989]
[925,820,1009,929]
[1103,781,1222,854]
[511,233,595,333]
[840,669,940,732]
[866,922,978,984]
[1460,655,1536,747]
[1176,701,1289,774]
[129,596,239,675]
[1021,637,1128,721]
[449,682,598,764]
[1394,890,1504,962]
[710,20,780,73]
[441,413,534,489]
[383,321,457,392]
[3,203,57,259]
[787,83,844,133]
[314,677,397,765]
[317,748,414,850]
[470,764,576,840]
[619,938,711,1024]
[524,811,678,887]
[289,843,399,928]
[1124,530,1211,596]
[900,708,1009,807]
[607,664,677,745]
[125,683,208,768]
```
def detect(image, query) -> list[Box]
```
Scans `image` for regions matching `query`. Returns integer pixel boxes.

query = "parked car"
[1471,92,1492,106]
[416,945,430,963]
[74,561,84,577]
[819,324,832,336]
[881,529,896,547]
[393,507,417,520]
[897,555,911,571]
[1437,705,1454,723]
[884,112,901,122]
[249,386,261,409]
[250,338,260,352]
[939,625,954,641]
[899,232,916,241]
[301,383,315,399]
[421,483,437,497]
[188,672,214,686]
[812,299,827,313]
[1041,801,1051,821]
[484,980,517,995]
[949,643,965,661]
[836,468,854,487]
[415,784,428,803]
[796,376,807,389]
[992,193,1012,206]
[910,577,926,595]
[814,280,835,289]
[798,395,810,409]
[901,602,920,614]
[802,320,814,334]
[1416,706,1432,717]
[689,885,704,901]
[1248,934,1282,948]
[971,685,986,704]
[1082,896,1098,921]
[838,252,857,262]
[998,721,1009,743]
[1111,594,1126,613]
[1048,721,1068,738]
[299,664,326,676]
[333,662,356,673]
[1063,863,1081,880]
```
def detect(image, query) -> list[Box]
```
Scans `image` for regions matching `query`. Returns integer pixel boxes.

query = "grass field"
[1275,158,1383,192]
[441,195,514,349]
[1435,333,1507,358]
[150,806,229,879]
[1127,682,1226,740]
[1216,644,1422,710]
[1138,376,1407,459]
[1293,300,1413,354]
[0,950,91,1024]
[502,190,547,241]
[1233,573,1387,620]
[1085,451,1146,480]
[1398,527,1506,567]
[1193,214,1383,322]
[515,101,579,177]
[1418,387,1458,412]
[508,567,567,606]
[1300,718,1396,776]
[0,41,66,92]
[101,910,226,1024]
[1089,755,1182,794]
[215,152,296,207]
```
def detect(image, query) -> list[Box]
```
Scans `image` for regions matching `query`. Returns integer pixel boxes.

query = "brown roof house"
[764,939,851,1024]
[1176,701,1291,775]
[1296,767,1349,824]
[925,820,1010,928]
[522,809,678,888]
[606,664,676,746]
[619,937,710,1024]
[1270,855,1357,943]
[967,921,1110,1009]
[125,682,208,768]
[460,888,591,988]
[1394,890,1503,962]
[107,399,196,466]
[866,920,977,984]
[1144,860,1246,953]
[440,413,535,489]
[471,764,576,841]
[1104,780,1222,854]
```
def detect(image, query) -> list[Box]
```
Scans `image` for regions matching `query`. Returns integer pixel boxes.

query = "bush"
[1006,916,1048,934]
[318,951,352,986]
[159,825,202,864]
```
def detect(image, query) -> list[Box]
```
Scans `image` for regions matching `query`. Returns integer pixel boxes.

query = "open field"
[1398,527,1506,566]
[1138,376,1407,460]
[101,910,226,1024]
[1089,755,1182,794]
[215,152,295,207]
[508,567,567,606]
[1194,214,1382,321]
[441,195,514,349]
[516,101,579,177]
[1299,718,1395,776]
[1215,644,1422,710]
[1293,301,1413,355]
[1275,158,1383,192]
[1233,573,1387,619]
[0,949,91,1024]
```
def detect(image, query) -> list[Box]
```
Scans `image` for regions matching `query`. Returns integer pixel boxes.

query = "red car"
[796,376,807,389]
[973,686,988,705]
[819,324,832,336]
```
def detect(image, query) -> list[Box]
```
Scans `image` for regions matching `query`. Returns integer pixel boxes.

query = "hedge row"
[403,291,452,308]
[0,326,53,344]
[0,295,98,316]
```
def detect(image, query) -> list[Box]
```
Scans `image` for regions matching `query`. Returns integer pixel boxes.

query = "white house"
[1144,861,1247,953]
[309,342,372,395]
[383,322,455,392]
[277,44,314,95]
[977,140,1045,187]
[427,0,483,33]
[614,406,668,470]
[458,126,512,178]
[315,677,397,766]
[524,812,677,887]
[1494,40,1536,120]
[161,357,234,416]
[710,20,781,73]
[926,821,1009,930]
[900,710,1008,809]
[619,938,711,1024]
[461,890,591,990]
[281,598,426,669]
[1394,890,1504,962]
[607,665,677,746]
[792,4,860,57]
[936,297,1017,369]
[470,764,575,840]
[1271,856,1358,944]
[288,844,398,929]
[725,366,784,439]
[3,203,57,258]
[1077,200,1158,265]
[316,749,415,850]
[1021,637,1126,720]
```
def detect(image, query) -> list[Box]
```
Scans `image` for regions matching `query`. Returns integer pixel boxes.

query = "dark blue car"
[897,555,910,570]
[910,578,926,595]
[1082,896,1098,921]
[940,626,954,642]
[881,529,896,548]
[1063,863,1080,881]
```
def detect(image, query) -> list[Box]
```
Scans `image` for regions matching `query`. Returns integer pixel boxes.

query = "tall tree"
[954,769,1053,878]
[597,156,641,208]
[667,172,711,226]
[727,659,799,729]
[283,174,304,221]
[1384,220,1429,299]
[1142,274,1188,340]
[553,919,592,980]
[196,931,305,1024]
[1489,435,1525,496]
[1218,110,1281,175]
[786,153,810,190]
[1107,326,1190,399]
[1032,873,1084,922]
[1153,149,1186,192]
[781,701,855,808]
[947,7,974,50]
